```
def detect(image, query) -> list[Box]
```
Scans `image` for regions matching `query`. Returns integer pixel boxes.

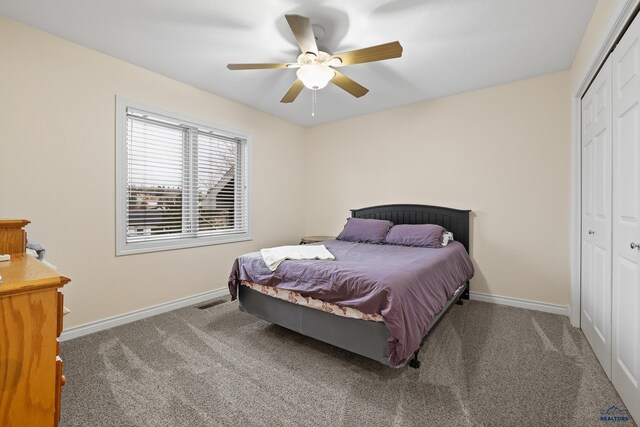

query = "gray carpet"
[60,300,636,427]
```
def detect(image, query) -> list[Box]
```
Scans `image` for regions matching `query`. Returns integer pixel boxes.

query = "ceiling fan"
[227,14,403,103]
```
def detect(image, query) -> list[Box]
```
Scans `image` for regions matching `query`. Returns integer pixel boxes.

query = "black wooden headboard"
[351,204,471,253]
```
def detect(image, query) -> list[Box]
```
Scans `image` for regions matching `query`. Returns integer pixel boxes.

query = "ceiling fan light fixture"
[296,64,335,90]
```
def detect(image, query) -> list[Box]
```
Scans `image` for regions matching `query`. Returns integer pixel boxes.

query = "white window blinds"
[117,101,249,255]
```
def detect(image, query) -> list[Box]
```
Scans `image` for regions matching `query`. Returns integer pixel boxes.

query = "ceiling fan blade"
[332,41,403,66]
[281,79,305,103]
[285,14,318,55]
[330,70,369,98]
[227,63,295,70]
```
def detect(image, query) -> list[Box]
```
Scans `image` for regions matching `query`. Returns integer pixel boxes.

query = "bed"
[228,204,473,368]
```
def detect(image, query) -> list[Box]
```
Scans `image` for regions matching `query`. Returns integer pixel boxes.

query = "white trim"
[470,291,569,316]
[115,96,127,256]
[117,234,253,256]
[570,92,581,327]
[59,287,230,341]
[60,286,567,340]
[570,0,639,328]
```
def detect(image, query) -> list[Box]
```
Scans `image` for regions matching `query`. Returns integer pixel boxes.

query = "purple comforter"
[228,240,474,366]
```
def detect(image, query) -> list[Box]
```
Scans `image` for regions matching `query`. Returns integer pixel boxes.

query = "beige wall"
[304,71,571,305]
[0,2,624,328]
[301,0,625,308]
[570,0,619,90]
[0,17,306,328]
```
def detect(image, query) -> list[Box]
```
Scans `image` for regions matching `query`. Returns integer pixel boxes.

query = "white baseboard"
[567,304,576,326]
[59,287,230,342]
[469,291,569,317]
[60,288,568,341]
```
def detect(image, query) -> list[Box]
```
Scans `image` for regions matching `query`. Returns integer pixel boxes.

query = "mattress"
[240,280,384,322]
[229,239,474,366]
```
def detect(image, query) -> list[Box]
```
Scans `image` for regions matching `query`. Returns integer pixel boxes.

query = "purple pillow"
[384,224,446,248]
[336,218,393,243]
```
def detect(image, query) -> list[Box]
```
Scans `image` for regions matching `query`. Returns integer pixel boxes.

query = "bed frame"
[238,204,471,368]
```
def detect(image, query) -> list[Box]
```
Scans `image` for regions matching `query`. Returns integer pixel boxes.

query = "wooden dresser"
[0,220,70,427]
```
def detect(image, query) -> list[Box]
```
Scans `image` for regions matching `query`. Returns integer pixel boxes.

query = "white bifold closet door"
[581,56,613,378]
[611,11,640,419]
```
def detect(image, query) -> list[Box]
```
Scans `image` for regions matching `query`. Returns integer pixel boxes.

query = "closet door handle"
[631,242,640,250]
[588,230,595,235]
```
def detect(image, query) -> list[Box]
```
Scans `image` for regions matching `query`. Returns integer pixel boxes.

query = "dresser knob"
[631,242,640,250]
[588,230,595,235]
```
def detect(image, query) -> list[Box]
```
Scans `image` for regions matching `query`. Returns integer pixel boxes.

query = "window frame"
[115,97,251,256]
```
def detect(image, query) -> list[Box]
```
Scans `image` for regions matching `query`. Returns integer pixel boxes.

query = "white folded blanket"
[260,244,335,271]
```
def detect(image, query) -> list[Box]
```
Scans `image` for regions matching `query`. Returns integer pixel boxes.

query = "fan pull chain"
[312,88,316,117]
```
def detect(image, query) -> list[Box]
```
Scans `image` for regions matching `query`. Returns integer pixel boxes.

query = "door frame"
[571,0,640,327]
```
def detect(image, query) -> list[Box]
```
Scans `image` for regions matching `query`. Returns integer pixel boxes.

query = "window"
[116,99,250,255]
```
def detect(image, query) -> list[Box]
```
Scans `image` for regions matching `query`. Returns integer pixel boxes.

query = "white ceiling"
[0,0,597,127]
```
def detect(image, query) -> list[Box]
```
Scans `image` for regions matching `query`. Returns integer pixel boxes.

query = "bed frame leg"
[462,282,470,300]
[456,298,464,305]
[409,351,421,369]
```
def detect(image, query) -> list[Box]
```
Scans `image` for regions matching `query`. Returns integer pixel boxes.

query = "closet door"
[612,12,640,420]
[581,56,612,378]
